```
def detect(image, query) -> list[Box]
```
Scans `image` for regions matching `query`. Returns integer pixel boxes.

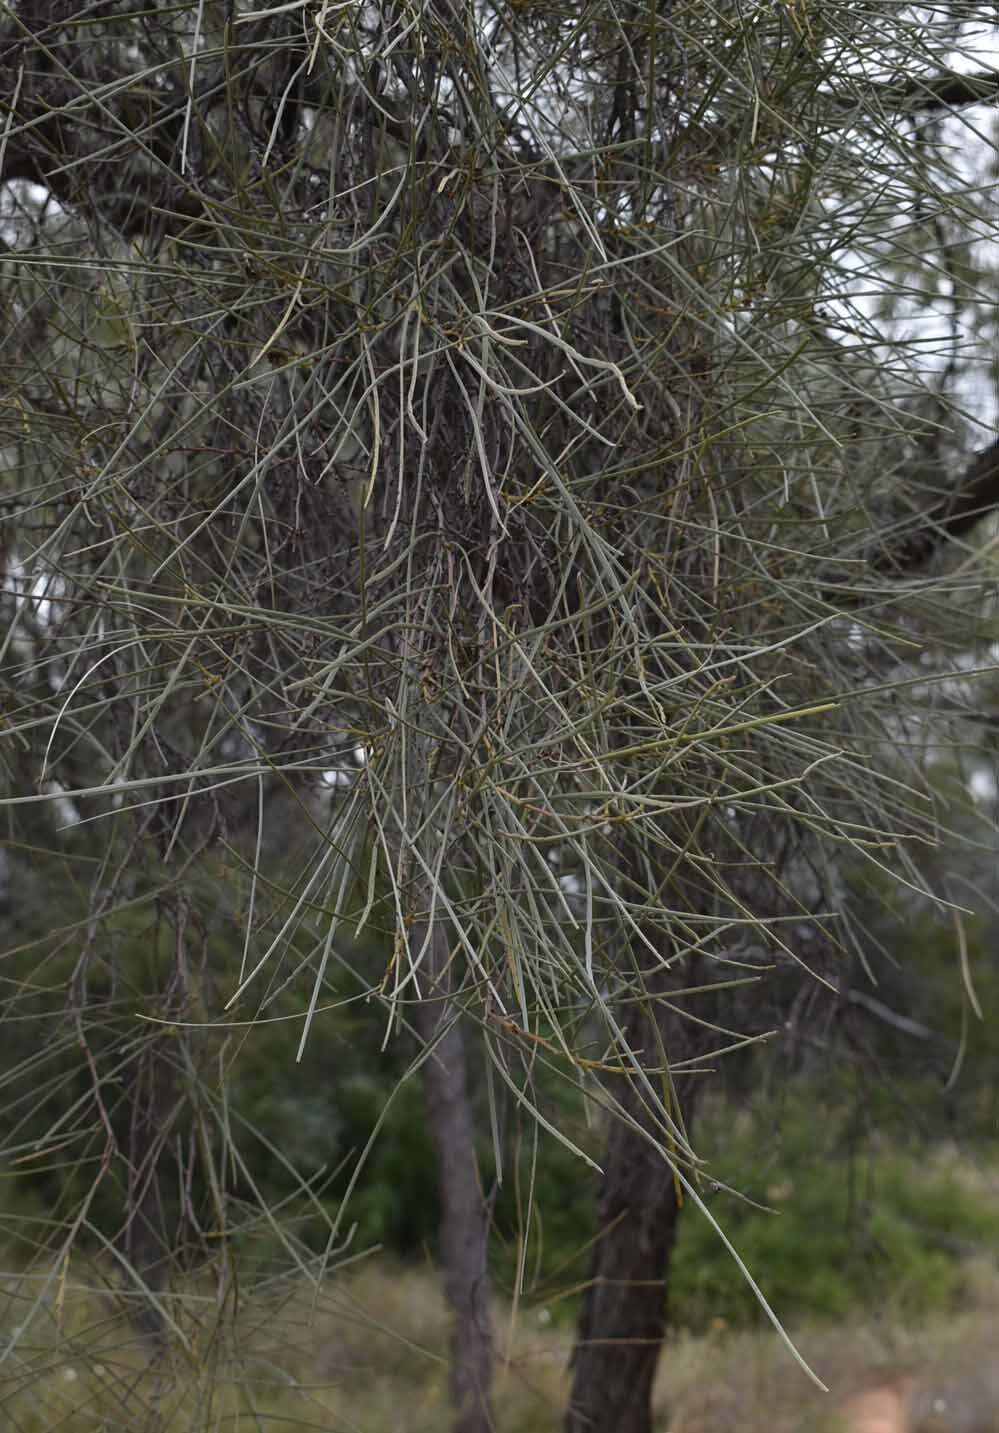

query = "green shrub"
[670,1096,999,1329]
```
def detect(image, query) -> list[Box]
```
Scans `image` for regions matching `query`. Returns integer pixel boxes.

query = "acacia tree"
[2,2,998,1431]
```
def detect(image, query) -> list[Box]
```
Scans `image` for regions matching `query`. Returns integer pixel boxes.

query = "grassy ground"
[2,1250,999,1432]
[661,1256,999,1432]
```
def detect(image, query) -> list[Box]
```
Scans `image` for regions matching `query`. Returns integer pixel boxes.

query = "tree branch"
[855,67,999,114]
[868,439,999,573]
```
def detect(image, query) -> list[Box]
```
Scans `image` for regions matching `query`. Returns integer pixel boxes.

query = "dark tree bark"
[412,920,494,1433]
[566,970,706,1433]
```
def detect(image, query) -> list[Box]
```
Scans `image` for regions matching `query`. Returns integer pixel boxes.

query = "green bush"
[670,1096,999,1329]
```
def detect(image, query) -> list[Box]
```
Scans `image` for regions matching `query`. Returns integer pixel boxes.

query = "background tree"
[2,3,998,1432]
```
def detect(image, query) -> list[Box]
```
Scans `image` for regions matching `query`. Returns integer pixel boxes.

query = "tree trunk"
[123,1037,176,1352]
[412,920,494,1433]
[566,979,701,1433]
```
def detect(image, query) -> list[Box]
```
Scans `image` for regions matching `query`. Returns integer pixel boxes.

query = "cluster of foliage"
[3,0,999,1427]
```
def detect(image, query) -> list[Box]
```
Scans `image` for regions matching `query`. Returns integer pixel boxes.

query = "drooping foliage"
[1,0,998,1424]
